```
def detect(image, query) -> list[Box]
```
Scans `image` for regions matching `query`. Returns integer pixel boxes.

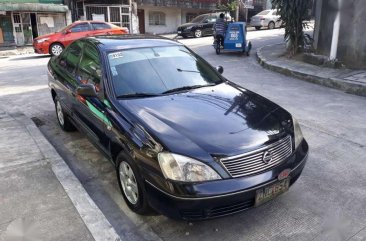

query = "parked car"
[177,12,231,38]
[48,35,308,220]
[250,9,282,30]
[33,21,129,56]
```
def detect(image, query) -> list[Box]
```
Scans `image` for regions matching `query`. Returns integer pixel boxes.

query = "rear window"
[257,10,270,15]
[92,22,112,30]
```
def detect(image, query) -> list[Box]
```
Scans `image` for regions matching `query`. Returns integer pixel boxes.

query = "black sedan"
[48,35,308,220]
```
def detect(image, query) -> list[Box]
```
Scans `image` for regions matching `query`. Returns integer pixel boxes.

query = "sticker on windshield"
[110,52,123,59]
[111,66,118,76]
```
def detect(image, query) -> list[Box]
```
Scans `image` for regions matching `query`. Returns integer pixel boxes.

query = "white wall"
[140,6,181,34]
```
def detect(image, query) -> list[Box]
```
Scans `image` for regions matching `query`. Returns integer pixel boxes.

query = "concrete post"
[329,0,342,60]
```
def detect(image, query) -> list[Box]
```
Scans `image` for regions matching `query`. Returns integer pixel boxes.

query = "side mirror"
[216,66,224,74]
[203,19,209,23]
[64,29,71,34]
[76,84,97,97]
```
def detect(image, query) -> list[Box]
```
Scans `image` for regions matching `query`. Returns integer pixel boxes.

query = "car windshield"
[107,46,223,97]
[257,10,270,15]
[190,15,207,23]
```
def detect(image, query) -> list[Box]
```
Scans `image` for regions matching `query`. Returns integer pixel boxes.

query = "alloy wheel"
[119,161,139,205]
[56,100,64,126]
[51,44,63,56]
[194,29,202,38]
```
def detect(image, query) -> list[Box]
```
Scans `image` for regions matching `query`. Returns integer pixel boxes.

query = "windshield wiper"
[116,92,161,98]
[162,84,216,94]
[177,68,200,73]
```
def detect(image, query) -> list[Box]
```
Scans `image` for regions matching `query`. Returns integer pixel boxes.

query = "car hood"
[34,32,61,41]
[178,23,196,29]
[119,83,292,161]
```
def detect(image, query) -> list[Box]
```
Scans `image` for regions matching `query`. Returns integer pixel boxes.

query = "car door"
[51,41,83,114]
[61,22,93,47]
[204,15,217,35]
[72,41,110,153]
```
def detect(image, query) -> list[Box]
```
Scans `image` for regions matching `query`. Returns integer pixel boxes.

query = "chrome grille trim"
[220,135,292,178]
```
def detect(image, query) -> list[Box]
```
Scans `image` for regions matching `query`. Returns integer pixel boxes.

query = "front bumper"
[33,41,50,54]
[145,139,309,220]
[177,29,193,37]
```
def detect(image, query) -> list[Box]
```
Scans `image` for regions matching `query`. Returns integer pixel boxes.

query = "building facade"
[0,0,71,47]
[313,0,366,69]
[66,0,223,34]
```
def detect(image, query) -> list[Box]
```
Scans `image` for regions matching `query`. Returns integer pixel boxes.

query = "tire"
[116,152,150,214]
[194,29,202,38]
[215,41,221,55]
[55,96,75,132]
[50,43,64,56]
[255,26,261,30]
[268,21,275,30]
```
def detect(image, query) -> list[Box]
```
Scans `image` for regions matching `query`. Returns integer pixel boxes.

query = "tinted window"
[190,15,207,23]
[70,23,90,33]
[92,23,111,30]
[108,46,222,97]
[76,43,101,90]
[257,10,270,15]
[60,41,82,75]
[207,16,217,23]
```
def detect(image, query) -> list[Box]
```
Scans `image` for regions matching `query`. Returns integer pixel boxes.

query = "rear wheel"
[50,43,64,56]
[268,21,275,30]
[55,96,75,132]
[194,29,202,38]
[215,41,221,55]
[255,26,261,30]
[116,152,150,214]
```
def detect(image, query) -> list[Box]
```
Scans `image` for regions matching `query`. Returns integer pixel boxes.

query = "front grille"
[220,135,292,178]
[180,199,254,220]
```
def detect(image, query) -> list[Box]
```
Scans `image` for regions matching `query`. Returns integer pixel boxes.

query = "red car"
[33,21,129,56]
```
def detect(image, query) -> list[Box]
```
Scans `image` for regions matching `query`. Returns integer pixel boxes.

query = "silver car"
[250,9,282,30]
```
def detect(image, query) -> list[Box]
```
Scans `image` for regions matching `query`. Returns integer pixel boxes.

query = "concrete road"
[0,27,365,241]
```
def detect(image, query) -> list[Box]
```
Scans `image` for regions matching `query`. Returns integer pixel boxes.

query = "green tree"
[271,0,311,55]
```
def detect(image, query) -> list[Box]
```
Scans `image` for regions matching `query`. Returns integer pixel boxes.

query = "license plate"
[235,43,242,48]
[255,178,290,206]
[178,31,182,34]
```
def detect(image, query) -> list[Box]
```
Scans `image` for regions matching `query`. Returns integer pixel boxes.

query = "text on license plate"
[255,178,290,206]
[178,31,182,34]
[235,43,242,48]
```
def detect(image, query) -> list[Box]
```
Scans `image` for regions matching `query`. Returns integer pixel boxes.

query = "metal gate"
[85,5,130,29]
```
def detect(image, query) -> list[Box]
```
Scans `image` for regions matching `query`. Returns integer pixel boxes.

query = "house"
[0,0,71,47]
[65,0,225,34]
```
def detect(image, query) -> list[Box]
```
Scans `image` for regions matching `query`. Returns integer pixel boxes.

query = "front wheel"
[194,29,202,38]
[268,21,275,30]
[116,152,150,214]
[50,43,64,56]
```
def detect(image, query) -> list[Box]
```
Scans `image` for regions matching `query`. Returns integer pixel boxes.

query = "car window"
[207,16,217,23]
[108,46,223,97]
[60,41,82,75]
[92,23,111,30]
[272,11,279,15]
[257,10,270,15]
[190,15,207,23]
[76,43,101,91]
[70,23,91,33]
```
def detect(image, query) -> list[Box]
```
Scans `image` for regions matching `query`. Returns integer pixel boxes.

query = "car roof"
[86,35,182,52]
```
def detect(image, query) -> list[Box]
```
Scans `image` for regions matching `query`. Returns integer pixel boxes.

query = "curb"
[11,112,121,241]
[256,44,366,97]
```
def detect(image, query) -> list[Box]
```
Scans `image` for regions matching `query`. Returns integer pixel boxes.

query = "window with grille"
[149,12,165,26]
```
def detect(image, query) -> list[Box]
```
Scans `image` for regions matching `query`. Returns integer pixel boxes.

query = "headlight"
[292,117,304,149]
[36,38,49,43]
[185,26,193,30]
[158,153,221,182]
